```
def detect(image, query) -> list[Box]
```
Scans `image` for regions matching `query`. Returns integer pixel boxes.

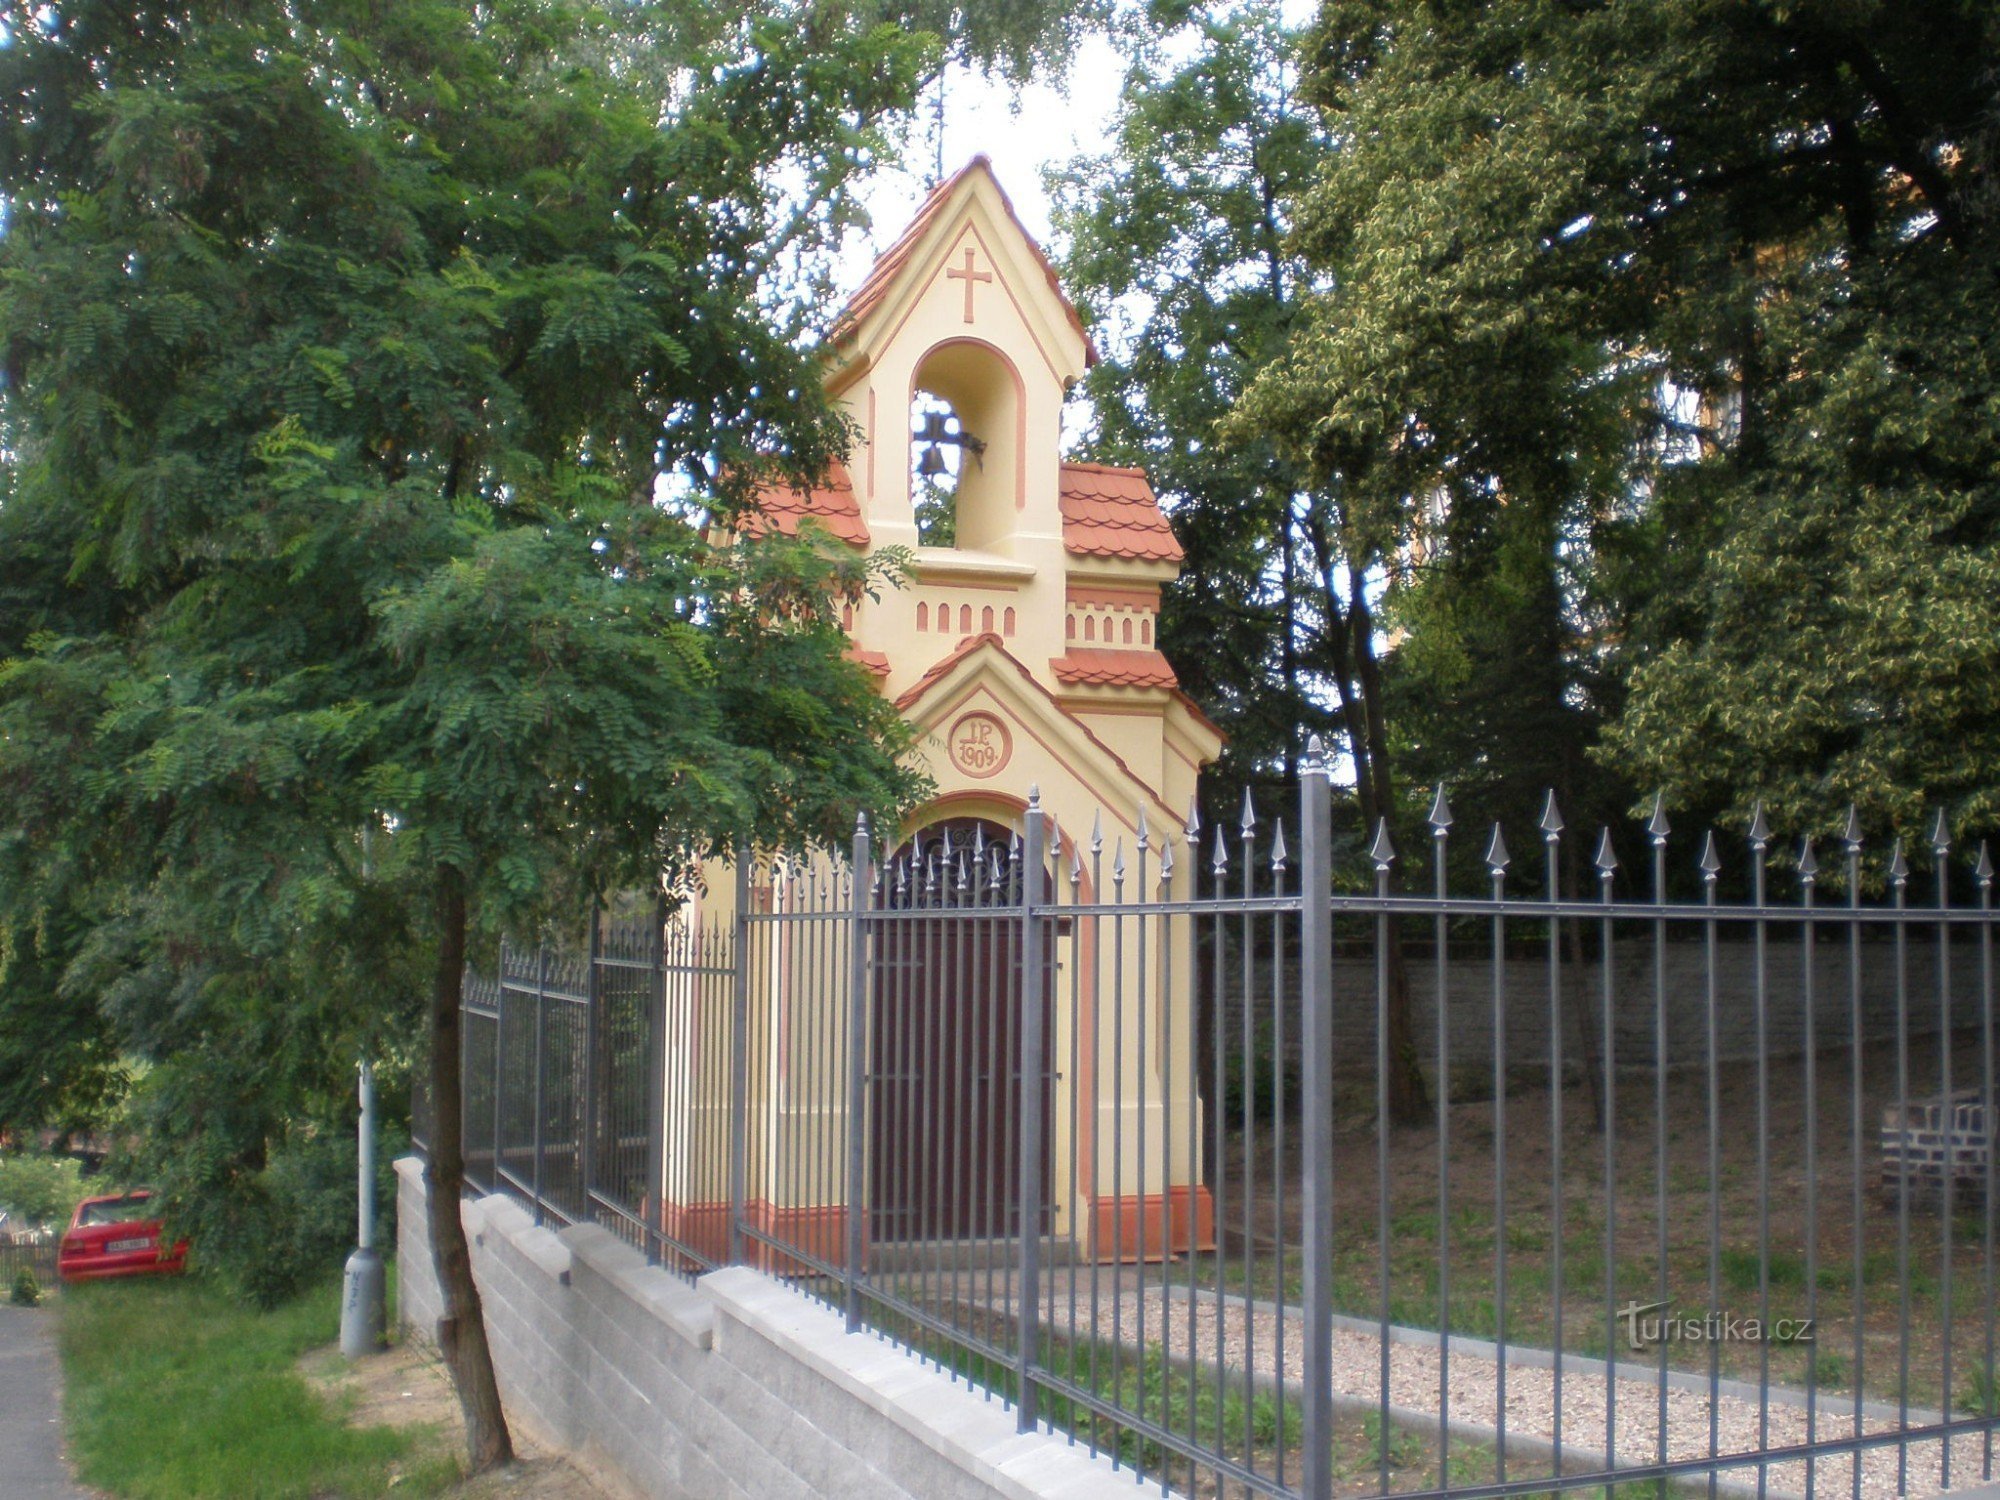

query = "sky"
[831,31,1132,295]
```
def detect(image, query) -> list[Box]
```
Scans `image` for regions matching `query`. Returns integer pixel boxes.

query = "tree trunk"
[425,867,515,1474]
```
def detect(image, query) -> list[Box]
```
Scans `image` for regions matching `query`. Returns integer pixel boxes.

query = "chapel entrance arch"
[867,815,1054,1246]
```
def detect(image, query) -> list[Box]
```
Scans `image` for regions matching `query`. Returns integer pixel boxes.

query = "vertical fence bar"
[1650,797,1671,1498]
[583,904,600,1225]
[1980,842,1995,1483]
[532,944,549,1224]
[845,814,871,1332]
[646,900,667,1266]
[1018,792,1048,1433]
[1934,812,1955,1490]
[1430,789,1454,1493]
[1845,810,1866,1500]
[1800,839,1820,1499]
[1701,830,1723,1500]
[1487,823,1512,1484]
[1595,828,1618,1475]
[1371,815,1396,1495]
[1892,839,1912,1494]
[729,851,750,1267]
[1750,805,1772,1499]
[1542,793,1566,1482]
[1300,738,1335,1500]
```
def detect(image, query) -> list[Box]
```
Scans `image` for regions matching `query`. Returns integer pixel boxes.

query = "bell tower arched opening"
[908,339,1022,554]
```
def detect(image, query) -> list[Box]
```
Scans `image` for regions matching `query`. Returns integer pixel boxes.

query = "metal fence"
[441,744,2000,1500]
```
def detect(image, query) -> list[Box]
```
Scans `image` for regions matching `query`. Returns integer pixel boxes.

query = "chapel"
[684,158,1222,1266]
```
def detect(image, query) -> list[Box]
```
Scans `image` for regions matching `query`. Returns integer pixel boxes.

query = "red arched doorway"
[868,817,1054,1245]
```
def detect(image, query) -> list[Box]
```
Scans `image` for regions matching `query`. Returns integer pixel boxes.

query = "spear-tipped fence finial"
[1748,800,1772,850]
[1112,838,1127,884]
[1136,803,1150,850]
[1799,837,1820,882]
[1594,827,1619,874]
[1977,840,1994,886]
[1428,784,1454,832]
[1699,830,1723,880]
[1889,838,1909,884]
[1931,807,1952,856]
[1211,825,1230,875]
[1369,817,1397,870]
[1271,821,1289,871]
[1185,795,1201,843]
[1539,790,1565,840]
[1241,786,1257,833]
[1842,804,1864,853]
[1647,791,1671,844]
[1159,837,1176,883]
[1484,823,1511,874]
[1090,808,1103,855]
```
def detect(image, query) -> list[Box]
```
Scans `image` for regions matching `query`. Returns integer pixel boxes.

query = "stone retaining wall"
[395,1156,1137,1500]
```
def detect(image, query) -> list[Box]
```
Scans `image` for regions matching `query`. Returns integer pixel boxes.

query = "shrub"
[11,1268,41,1306]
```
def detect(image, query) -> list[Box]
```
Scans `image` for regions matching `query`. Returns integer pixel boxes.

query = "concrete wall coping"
[698,1266,1140,1500]
[560,1223,714,1352]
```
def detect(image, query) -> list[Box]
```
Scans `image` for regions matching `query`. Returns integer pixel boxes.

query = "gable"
[828,158,1095,395]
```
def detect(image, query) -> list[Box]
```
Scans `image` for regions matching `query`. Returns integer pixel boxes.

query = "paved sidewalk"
[0,1303,89,1499]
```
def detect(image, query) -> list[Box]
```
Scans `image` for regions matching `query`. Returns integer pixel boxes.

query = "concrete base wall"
[395,1157,1136,1500]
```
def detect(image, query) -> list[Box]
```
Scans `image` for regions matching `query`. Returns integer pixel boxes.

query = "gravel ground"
[1086,1285,1984,1499]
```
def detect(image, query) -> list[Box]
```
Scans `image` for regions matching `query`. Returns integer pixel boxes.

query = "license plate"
[107,1236,154,1253]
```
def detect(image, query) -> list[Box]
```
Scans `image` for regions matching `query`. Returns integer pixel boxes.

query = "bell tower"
[728,158,1226,1264]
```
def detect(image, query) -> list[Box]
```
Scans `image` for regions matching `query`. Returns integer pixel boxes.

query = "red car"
[57,1189,188,1283]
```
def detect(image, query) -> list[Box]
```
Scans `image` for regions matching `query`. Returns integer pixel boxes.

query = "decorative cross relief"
[945,246,992,323]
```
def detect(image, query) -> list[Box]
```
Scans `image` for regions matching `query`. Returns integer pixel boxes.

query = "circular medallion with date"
[946,712,1011,779]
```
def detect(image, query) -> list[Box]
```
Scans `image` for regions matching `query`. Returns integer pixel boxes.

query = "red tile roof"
[1059,462,1183,564]
[740,461,870,548]
[831,156,1099,368]
[845,647,891,678]
[1050,649,1181,690]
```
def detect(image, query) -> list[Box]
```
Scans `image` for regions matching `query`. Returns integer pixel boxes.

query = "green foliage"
[0,1150,85,1228]
[0,0,932,1354]
[122,1067,405,1307]
[59,1276,460,1499]
[10,1268,40,1306]
[1242,0,2000,851]
[1054,3,1337,812]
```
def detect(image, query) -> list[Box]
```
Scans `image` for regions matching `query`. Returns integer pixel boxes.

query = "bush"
[208,1122,406,1309]
[0,1151,85,1229]
[10,1268,41,1306]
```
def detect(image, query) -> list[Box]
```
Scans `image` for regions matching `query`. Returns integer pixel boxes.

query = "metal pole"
[340,1059,386,1358]
[845,813,872,1332]
[1017,791,1048,1432]
[729,849,751,1267]
[1300,737,1335,1500]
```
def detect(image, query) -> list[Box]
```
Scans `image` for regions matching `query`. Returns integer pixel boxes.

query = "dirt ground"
[302,1338,617,1500]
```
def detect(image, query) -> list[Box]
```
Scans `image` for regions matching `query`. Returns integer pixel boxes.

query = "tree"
[1245,0,1999,852]
[1,0,929,1471]
[1054,1,1429,1122]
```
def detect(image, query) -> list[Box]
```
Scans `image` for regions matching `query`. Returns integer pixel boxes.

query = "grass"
[58,1275,461,1500]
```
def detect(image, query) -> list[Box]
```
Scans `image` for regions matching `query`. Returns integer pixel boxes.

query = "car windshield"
[77,1196,155,1226]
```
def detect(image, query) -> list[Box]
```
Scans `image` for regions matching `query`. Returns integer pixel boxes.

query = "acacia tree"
[0,0,930,1470]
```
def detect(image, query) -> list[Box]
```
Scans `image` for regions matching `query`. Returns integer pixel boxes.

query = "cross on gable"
[945,246,993,323]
